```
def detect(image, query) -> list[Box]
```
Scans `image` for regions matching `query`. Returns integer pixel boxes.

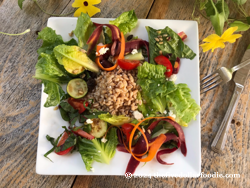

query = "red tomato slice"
[73,129,95,140]
[55,132,73,155]
[68,97,88,114]
[121,123,134,143]
[117,59,140,70]
[154,55,173,77]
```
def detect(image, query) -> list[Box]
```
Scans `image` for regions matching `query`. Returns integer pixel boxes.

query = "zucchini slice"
[67,78,88,99]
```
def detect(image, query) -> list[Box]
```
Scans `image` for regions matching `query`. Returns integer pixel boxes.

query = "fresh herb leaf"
[230,21,250,31]
[55,134,77,152]
[59,107,70,121]
[109,10,138,35]
[60,101,77,113]
[74,13,95,50]
[78,128,118,171]
[44,133,63,161]
[18,0,25,9]
[37,27,77,57]
[69,111,79,127]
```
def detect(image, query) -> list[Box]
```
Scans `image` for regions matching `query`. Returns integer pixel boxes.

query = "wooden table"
[1,0,250,187]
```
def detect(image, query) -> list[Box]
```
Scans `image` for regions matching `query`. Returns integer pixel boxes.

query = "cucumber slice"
[89,119,107,138]
[67,78,88,99]
[124,50,144,61]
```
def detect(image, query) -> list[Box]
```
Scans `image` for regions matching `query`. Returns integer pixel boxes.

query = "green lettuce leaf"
[78,128,118,171]
[146,26,196,64]
[109,10,138,35]
[137,61,166,79]
[53,44,99,73]
[98,113,131,126]
[34,53,70,83]
[43,81,66,107]
[74,13,95,49]
[37,27,77,57]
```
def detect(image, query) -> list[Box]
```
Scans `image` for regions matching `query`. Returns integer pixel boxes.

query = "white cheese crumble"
[131,49,138,55]
[169,110,176,119]
[169,74,177,82]
[98,47,109,55]
[101,137,107,143]
[86,119,93,124]
[133,110,144,120]
[90,168,95,172]
[163,110,167,114]
[158,84,160,86]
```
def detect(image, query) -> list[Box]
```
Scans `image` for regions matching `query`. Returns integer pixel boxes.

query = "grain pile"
[85,66,142,116]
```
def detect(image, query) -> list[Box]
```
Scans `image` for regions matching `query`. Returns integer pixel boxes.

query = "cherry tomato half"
[68,97,88,114]
[154,55,173,77]
[117,59,140,70]
[121,123,134,143]
[55,132,73,155]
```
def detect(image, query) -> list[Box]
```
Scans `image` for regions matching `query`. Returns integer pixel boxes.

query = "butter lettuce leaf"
[74,13,95,49]
[145,26,196,64]
[78,128,118,171]
[109,10,138,35]
[98,113,131,126]
[37,27,77,57]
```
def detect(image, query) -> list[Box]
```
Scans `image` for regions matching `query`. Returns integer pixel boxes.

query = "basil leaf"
[55,134,77,152]
[60,101,77,113]
[18,0,25,9]
[59,107,70,121]
[229,21,250,31]
[69,111,79,126]
[44,133,63,161]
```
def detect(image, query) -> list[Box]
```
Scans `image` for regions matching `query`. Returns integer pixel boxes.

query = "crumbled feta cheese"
[98,47,109,55]
[169,110,176,119]
[93,113,95,115]
[163,110,167,114]
[90,168,95,172]
[158,84,160,86]
[86,119,93,124]
[146,114,149,116]
[133,110,144,120]
[131,49,138,55]
[101,137,107,143]
[142,127,145,132]
[169,74,177,82]
[95,52,98,55]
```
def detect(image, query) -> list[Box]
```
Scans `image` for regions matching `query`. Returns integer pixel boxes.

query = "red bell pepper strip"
[73,129,94,140]
[55,132,73,155]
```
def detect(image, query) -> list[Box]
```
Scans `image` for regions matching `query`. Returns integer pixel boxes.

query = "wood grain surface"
[0,0,249,187]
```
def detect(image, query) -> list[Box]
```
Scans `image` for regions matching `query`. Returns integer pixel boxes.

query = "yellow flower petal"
[221,27,238,40]
[221,34,242,43]
[74,7,87,17]
[211,41,225,52]
[203,34,221,43]
[86,4,100,17]
[200,43,213,52]
[72,0,84,8]
[89,0,101,5]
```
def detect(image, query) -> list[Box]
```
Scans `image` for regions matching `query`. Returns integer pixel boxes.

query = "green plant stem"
[239,4,247,17]
[0,29,30,36]
[198,10,210,20]
[33,0,75,16]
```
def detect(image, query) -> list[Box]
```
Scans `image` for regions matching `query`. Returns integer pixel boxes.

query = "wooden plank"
[0,0,154,187]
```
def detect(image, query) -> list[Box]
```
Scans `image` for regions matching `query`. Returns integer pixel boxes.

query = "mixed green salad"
[35,10,200,174]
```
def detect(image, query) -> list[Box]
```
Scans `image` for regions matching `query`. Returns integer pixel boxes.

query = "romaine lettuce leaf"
[34,53,70,83]
[78,128,118,171]
[109,10,138,35]
[37,27,77,57]
[53,45,99,73]
[43,81,66,107]
[145,26,196,64]
[98,113,131,126]
[74,13,95,50]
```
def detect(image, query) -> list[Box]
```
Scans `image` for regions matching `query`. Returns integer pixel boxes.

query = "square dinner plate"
[36,17,201,177]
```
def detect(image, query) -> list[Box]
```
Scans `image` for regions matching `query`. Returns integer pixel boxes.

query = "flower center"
[83,1,88,6]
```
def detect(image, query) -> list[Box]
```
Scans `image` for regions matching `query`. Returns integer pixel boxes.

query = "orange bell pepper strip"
[95,32,125,71]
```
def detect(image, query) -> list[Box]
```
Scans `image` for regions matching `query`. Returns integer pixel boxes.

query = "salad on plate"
[34,10,200,174]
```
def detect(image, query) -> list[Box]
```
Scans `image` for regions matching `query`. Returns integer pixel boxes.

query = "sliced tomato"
[117,59,140,70]
[55,132,73,155]
[73,129,95,140]
[68,97,88,114]
[154,55,173,77]
[121,123,134,142]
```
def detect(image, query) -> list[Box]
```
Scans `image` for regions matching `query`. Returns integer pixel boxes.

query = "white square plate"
[36,17,201,177]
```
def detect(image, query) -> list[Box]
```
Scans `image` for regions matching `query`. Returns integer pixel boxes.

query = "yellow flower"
[72,0,101,17]
[200,27,242,52]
